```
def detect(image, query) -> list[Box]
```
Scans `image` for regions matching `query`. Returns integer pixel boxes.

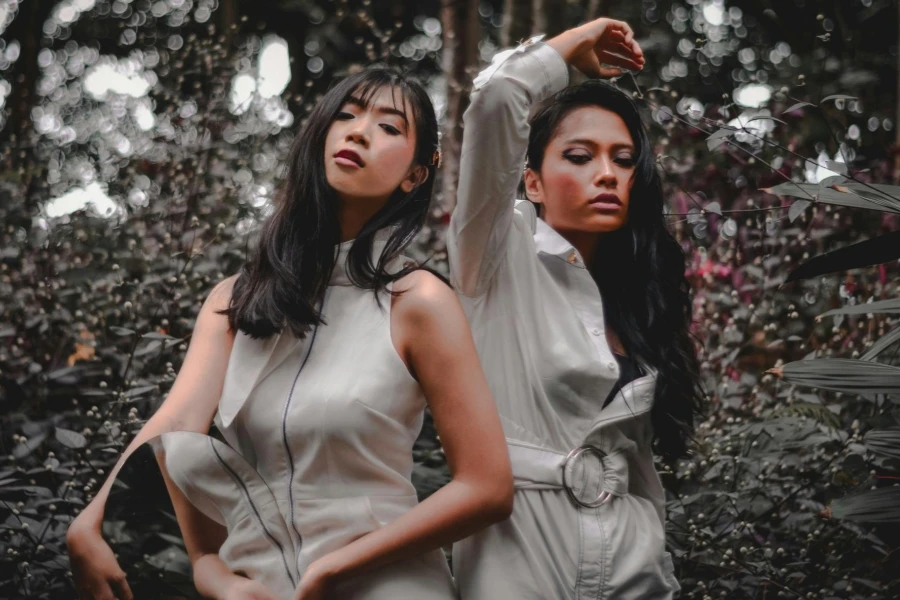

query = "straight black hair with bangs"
[222,66,440,339]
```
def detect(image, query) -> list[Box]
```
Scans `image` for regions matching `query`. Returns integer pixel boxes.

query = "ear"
[524,168,544,205]
[400,165,429,193]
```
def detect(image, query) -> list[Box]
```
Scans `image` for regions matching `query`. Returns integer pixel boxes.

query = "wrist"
[546,26,591,63]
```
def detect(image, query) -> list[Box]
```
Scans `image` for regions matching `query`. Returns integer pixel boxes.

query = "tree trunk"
[501,0,534,47]
[1,0,54,147]
[586,0,607,21]
[440,0,480,211]
[895,4,900,183]
[534,0,566,39]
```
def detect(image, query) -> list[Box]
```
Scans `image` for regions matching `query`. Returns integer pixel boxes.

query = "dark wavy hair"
[524,80,704,461]
[223,67,440,340]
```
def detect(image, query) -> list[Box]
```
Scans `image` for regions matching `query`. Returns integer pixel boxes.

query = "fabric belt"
[507,438,629,508]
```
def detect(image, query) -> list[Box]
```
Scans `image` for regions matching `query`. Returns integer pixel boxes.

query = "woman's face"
[525,105,636,236]
[324,85,426,205]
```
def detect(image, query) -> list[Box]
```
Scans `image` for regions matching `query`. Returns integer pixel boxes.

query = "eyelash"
[335,111,401,135]
[563,153,635,167]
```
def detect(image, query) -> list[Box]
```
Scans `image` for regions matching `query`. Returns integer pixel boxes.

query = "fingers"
[597,66,625,79]
[596,49,643,72]
[111,573,134,600]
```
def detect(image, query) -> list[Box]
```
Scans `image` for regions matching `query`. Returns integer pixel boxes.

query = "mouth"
[589,193,622,210]
[334,149,365,168]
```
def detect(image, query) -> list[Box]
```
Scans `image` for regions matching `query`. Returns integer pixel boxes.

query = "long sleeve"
[447,35,569,298]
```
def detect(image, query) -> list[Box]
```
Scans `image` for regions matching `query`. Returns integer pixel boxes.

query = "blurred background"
[1,0,899,598]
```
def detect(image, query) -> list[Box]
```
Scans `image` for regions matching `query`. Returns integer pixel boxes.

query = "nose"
[345,119,370,149]
[595,157,617,188]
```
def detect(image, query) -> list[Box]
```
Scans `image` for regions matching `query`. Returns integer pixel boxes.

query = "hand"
[66,517,133,600]
[291,558,336,600]
[220,577,281,600]
[547,18,645,79]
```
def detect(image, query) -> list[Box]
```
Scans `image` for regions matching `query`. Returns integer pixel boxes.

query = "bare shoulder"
[391,269,460,326]
[203,274,239,314]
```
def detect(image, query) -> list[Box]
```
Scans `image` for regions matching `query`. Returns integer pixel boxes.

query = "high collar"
[534,217,586,269]
[330,228,394,286]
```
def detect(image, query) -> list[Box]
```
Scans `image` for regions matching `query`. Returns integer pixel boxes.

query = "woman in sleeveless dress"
[67,67,513,600]
[447,18,703,599]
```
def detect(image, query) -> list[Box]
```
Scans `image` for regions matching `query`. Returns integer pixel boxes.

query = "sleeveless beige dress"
[157,234,457,599]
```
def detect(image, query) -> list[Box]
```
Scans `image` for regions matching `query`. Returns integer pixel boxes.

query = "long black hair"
[223,67,440,340]
[525,80,704,461]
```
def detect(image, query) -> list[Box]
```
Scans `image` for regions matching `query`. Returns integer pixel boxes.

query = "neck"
[560,228,601,268]
[337,194,389,242]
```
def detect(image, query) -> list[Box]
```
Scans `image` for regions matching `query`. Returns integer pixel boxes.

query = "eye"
[615,154,636,167]
[334,111,354,120]
[563,151,591,164]
[380,124,401,135]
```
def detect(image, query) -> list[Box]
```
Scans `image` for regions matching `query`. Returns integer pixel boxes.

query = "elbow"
[479,474,515,523]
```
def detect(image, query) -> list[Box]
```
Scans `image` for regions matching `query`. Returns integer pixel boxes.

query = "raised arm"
[447,37,569,297]
[448,19,645,297]
[66,276,237,600]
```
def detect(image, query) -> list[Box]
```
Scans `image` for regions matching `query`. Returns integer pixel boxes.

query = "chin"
[582,215,627,233]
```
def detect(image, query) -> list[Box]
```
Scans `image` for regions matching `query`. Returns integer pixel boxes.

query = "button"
[591,328,601,336]
[607,361,616,370]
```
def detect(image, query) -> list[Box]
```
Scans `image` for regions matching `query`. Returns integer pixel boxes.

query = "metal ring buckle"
[562,445,612,509]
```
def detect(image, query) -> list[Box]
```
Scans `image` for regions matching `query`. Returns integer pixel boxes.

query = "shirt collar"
[534,217,585,268]
[330,228,394,286]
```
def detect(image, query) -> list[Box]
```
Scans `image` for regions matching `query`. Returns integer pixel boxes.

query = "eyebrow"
[563,138,634,151]
[345,96,409,123]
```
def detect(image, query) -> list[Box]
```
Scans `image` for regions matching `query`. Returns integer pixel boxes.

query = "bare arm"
[292,271,513,597]
[67,275,238,600]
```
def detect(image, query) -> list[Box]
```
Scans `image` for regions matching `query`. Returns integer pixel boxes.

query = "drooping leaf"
[109,326,136,336]
[762,182,900,213]
[780,101,814,115]
[864,428,900,461]
[746,115,787,125]
[789,200,810,222]
[826,160,848,175]
[818,298,900,318]
[785,231,900,282]
[55,427,87,449]
[770,358,900,395]
[821,94,859,103]
[829,487,900,523]
[861,325,900,361]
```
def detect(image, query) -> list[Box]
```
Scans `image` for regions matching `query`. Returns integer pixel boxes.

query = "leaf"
[861,325,900,361]
[789,200,810,223]
[818,298,900,318]
[772,358,900,395]
[780,101,814,115]
[705,201,722,216]
[109,327,136,336]
[786,230,900,282]
[124,385,158,398]
[142,332,179,341]
[825,160,848,175]
[821,94,859,103]
[762,182,900,213]
[55,427,87,449]
[829,487,900,523]
[864,428,900,461]
[746,115,787,125]
[771,402,841,429]
[12,433,48,459]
